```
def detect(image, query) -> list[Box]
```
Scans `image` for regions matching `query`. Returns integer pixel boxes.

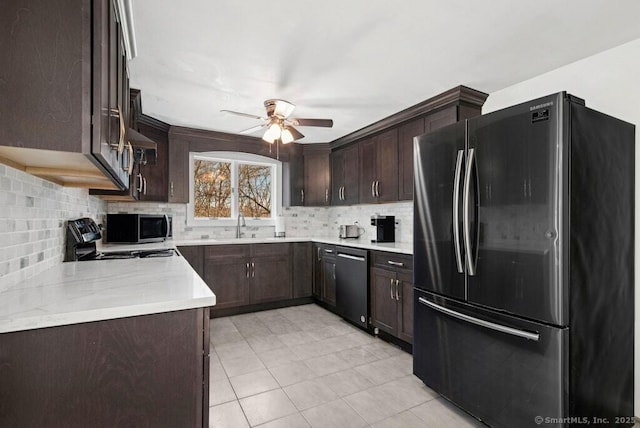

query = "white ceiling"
[129,1,640,143]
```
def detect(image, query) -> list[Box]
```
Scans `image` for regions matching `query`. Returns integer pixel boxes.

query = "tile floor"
[208,303,481,428]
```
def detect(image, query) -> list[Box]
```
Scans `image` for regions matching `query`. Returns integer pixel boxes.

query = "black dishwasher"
[335,246,369,329]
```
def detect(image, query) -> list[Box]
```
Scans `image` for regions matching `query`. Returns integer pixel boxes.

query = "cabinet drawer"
[371,251,413,271]
[204,244,249,260]
[251,243,290,257]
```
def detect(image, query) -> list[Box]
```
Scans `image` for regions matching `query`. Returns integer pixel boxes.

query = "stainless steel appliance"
[106,213,172,243]
[370,215,395,242]
[65,217,176,261]
[335,246,368,328]
[338,224,360,239]
[413,92,634,427]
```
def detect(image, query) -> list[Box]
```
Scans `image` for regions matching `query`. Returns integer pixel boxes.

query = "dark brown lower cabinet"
[178,245,204,279]
[370,251,414,344]
[292,242,313,298]
[204,243,292,314]
[312,244,337,308]
[0,308,210,428]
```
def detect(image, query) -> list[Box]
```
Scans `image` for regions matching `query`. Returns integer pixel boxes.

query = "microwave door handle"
[163,214,170,238]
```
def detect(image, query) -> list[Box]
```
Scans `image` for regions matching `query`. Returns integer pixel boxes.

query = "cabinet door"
[397,271,414,344]
[178,246,204,279]
[342,144,360,205]
[168,137,189,203]
[375,129,398,202]
[312,245,323,298]
[370,267,398,336]
[251,255,292,304]
[138,122,169,201]
[204,246,250,310]
[359,137,377,204]
[398,118,425,200]
[292,242,312,298]
[330,150,345,205]
[322,258,337,307]
[304,152,330,206]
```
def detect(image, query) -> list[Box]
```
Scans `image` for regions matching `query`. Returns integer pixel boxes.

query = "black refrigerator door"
[465,93,567,326]
[413,288,567,428]
[413,121,466,300]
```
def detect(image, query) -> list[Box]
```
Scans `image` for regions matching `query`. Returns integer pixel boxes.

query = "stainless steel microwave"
[106,214,172,243]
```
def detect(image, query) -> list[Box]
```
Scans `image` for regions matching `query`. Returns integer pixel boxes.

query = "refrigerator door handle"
[452,149,464,273]
[463,147,476,276]
[418,297,540,341]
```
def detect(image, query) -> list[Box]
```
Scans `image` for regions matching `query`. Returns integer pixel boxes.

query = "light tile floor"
[208,303,482,428]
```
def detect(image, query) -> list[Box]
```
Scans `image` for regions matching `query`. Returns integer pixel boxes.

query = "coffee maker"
[370,215,395,243]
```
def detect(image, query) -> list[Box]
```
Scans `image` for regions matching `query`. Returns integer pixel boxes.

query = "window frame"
[187,151,282,227]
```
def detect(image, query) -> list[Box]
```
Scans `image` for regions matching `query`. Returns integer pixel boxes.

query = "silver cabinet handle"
[170,182,174,198]
[371,181,375,198]
[317,246,321,261]
[137,173,143,192]
[375,180,380,197]
[332,264,335,280]
[418,297,540,341]
[387,260,404,267]
[395,279,400,300]
[301,189,304,204]
[325,188,329,203]
[324,249,334,254]
[341,186,345,201]
[251,262,255,278]
[246,262,250,278]
[452,149,464,273]
[463,147,476,276]
[143,177,147,195]
[390,278,394,300]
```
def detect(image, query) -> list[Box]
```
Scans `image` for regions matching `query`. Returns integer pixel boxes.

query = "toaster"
[339,224,360,239]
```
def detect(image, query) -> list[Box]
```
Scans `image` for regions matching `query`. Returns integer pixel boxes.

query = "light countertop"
[172,237,413,255]
[0,254,215,334]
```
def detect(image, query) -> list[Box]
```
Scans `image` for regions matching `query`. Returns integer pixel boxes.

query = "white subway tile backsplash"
[0,165,106,292]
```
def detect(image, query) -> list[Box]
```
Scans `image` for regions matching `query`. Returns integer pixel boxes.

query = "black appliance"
[370,215,395,242]
[106,213,172,243]
[413,92,634,427]
[335,246,368,328]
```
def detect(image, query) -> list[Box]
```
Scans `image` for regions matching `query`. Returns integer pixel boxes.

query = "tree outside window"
[193,157,273,219]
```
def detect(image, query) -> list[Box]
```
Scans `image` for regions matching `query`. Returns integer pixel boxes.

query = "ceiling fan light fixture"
[273,99,296,119]
[262,123,281,143]
[280,127,294,144]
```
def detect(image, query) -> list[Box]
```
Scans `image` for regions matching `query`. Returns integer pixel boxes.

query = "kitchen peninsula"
[0,254,215,427]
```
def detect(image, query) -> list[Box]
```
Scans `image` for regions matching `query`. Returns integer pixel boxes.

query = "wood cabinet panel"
[204,247,250,310]
[137,122,169,201]
[293,242,313,298]
[398,118,425,201]
[304,152,330,206]
[322,258,337,307]
[0,308,208,427]
[371,267,398,335]
[331,145,359,205]
[312,244,337,308]
[168,137,189,203]
[359,129,398,203]
[251,255,291,304]
[397,271,414,343]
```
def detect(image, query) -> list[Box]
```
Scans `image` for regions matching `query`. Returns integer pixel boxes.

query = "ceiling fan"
[221,99,333,144]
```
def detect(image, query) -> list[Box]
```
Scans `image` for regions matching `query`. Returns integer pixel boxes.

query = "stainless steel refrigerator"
[413,92,634,428]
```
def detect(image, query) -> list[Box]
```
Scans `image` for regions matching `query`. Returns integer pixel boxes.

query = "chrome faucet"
[236,213,246,238]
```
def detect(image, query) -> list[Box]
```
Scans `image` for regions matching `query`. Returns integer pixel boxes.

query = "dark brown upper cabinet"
[359,129,399,204]
[303,145,331,206]
[0,0,132,190]
[331,145,359,205]
[397,118,425,201]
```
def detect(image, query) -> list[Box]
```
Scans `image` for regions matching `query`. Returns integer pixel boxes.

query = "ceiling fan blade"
[239,124,267,135]
[220,109,265,120]
[287,126,305,140]
[290,118,333,128]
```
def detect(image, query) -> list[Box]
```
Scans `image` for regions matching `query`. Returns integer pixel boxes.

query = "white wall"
[482,37,640,415]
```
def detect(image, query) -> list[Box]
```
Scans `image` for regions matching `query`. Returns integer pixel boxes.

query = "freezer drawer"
[413,288,567,428]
